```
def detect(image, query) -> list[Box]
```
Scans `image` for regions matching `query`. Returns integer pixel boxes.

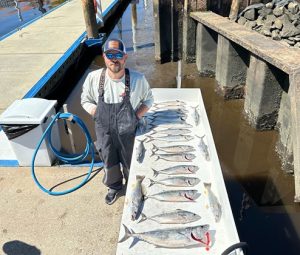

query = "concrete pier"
[190,11,300,201]
[244,55,284,130]
[215,35,249,99]
[195,23,217,76]
[276,90,294,174]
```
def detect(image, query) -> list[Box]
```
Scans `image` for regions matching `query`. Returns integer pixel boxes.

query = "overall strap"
[125,68,130,97]
[98,68,106,97]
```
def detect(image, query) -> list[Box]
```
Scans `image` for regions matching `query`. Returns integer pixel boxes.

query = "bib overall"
[94,68,138,190]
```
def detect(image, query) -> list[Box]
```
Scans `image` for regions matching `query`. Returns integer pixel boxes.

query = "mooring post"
[195,23,217,76]
[229,0,241,21]
[288,69,300,202]
[215,35,249,99]
[183,0,208,63]
[244,55,284,130]
[81,0,99,39]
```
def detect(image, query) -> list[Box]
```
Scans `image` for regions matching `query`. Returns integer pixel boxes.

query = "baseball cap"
[103,38,127,54]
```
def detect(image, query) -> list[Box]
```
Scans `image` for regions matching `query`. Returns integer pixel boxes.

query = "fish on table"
[153,100,186,107]
[136,138,146,163]
[146,134,194,143]
[197,135,210,161]
[145,189,201,202]
[130,175,145,221]
[151,122,193,130]
[191,105,200,126]
[119,224,210,249]
[152,144,195,153]
[138,209,201,224]
[204,182,222,223]
[152,165,199,177]
[150,152,196,162]
[148,176,200,187]
[149,128,192,136]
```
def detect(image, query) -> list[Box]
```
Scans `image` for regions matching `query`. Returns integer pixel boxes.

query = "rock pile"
[237,0,300,47]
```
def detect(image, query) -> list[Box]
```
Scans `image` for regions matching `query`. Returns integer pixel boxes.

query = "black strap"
[98,68,130,98]
[125,68,130,97]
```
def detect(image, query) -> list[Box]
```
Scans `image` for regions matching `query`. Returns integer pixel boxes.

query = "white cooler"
[0,98,61,166]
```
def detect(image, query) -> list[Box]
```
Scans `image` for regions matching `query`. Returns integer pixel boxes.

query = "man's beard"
[108,61,124,73]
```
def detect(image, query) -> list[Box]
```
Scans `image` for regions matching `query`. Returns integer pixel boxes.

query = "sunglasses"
[105,52,124,60]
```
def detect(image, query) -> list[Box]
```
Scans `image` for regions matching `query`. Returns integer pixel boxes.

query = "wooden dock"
[0,0,113,114]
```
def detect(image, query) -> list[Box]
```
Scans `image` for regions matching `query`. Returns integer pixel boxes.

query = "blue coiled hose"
[31,112,95,195]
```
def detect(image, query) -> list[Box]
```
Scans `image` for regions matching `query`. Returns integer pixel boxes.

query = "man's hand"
[90,106,97,117]
[136,104,150,120]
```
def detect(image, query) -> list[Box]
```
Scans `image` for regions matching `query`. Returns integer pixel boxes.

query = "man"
[81,38,153,205]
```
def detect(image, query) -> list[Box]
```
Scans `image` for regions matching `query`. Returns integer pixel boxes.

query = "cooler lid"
[0,98,57,125]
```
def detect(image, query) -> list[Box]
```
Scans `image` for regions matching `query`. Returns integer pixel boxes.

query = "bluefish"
[152,144,195,153]
[204,182,222,223]
[138,209,201,224]
[145,189,201,202]
[130,175,145,221]
[119,224,210,248]
[148,176,200,187]
[152,165,199,177]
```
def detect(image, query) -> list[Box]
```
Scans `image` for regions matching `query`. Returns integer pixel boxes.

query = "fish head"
[192,224,210,239]
[189,178,200,186]
[186,154,196,160]
[188,166,199,173]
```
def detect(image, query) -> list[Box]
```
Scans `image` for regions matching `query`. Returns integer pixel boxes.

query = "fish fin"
[154,156,160,161]
[150,150,155,157]
[152,168,159,177]
[148,178,155,187]
[138,213,147,223]
[203,182,211,189]
[118,224,134,243]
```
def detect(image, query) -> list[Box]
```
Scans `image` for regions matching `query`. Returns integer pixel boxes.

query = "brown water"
[93,0,300,254]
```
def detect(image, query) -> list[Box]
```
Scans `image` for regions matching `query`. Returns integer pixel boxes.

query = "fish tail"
[152,144,158,152]
[148,178,155,187]
[203,182,211,189]
[136,175,145,182]
[150,150,155,157]
[154,156,160,161]
[145,137,153,143]
[138,213,147,223]
[152,168,159,177]
[118,224,134,243]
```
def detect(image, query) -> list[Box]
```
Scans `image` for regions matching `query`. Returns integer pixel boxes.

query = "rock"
[244,8,256,21]
[287,2,299,14]
[266,2,274,9]
[245,20,257,29]
[272,29,282,40]
[283,38,296,45]
[263,28,272,36]
[285,10,300,21]
[238,16,247,25]
[280,14,300,37]
[273,6,285,17]
[258,7,273,18]
[256,16,264,26]
[265,14,277,26]
[274,19,284,29]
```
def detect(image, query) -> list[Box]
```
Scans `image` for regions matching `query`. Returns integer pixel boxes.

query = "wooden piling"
[182,0,208,63]
[81,0,99,39]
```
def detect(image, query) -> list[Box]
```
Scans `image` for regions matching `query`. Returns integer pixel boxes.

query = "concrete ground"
[0,166,124,255]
